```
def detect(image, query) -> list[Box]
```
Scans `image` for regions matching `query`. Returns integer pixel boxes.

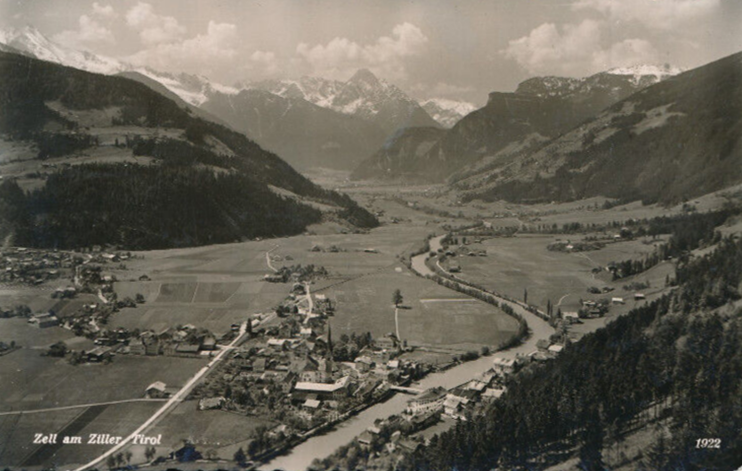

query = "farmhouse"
[198,396,226,410]
[29,312,60,328]
[145,381,169,399]
[86,346,113,362]
[612,297,625,305]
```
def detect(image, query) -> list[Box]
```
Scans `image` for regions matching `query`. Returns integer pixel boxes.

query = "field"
[452,234,674,313]
[0,401,163,469]
[0,351,205,412]
[321,269,519,351]
[138,400,275,462]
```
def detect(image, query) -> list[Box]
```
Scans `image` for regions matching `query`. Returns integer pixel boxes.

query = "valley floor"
[0,172,739,470]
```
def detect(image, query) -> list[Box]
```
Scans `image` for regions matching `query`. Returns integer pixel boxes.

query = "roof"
[493,357,515,367]
[176,343,200,353]
[411,387,446,403]
[548,344,564,353]
[466,380,487,392]
[358,430,374,444]
[482,388,505,399]
[147,381,166,392]
[295,379,348,393]
[303,399,321,409]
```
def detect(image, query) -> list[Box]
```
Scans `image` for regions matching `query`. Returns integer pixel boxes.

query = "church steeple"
[326,321,333,357]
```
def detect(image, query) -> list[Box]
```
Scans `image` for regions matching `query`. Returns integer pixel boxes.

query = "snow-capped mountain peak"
[246,69,440,132]
[0,25,237,107]
[606,64,684,78]
[421,99,477,128]
[0,25,124,75]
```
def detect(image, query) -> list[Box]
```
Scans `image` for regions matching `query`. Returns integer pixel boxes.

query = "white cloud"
[503,19,660,76]
[573,0,720,30]
[125,2,186,45]
[91,2,116,19]
[503,20,602,76]
[248,50,279,76]
[410,81,475,98]
[54,14,114,47]
[593,39,659,71]
[296,22,428,80]
[127,20,238,75]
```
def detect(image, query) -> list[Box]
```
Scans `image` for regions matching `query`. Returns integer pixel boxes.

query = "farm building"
[145,381,169,399]
[29,312,59,328]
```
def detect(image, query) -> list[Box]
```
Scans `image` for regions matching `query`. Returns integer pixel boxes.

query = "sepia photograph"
[0,1,741,470]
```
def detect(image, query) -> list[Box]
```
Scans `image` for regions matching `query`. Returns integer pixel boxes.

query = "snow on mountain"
[0,26,124,75]
[606,64,685,83]
[0,25,237,107]
[421,99,477,128]
[516,64,683,102]
[248,69,440,133]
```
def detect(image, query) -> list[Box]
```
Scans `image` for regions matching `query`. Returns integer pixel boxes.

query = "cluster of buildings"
[0,247,129,285]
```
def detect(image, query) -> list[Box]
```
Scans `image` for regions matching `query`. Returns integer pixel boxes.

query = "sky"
[1,0,740,106]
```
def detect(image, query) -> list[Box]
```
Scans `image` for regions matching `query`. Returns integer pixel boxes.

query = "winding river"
[261,235,553,471]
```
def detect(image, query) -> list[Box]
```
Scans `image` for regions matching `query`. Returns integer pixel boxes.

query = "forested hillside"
[0,51,378,248]
[461,51,742,205]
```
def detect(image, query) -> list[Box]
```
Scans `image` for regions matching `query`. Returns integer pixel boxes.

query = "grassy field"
[321,268,519,351]
[0,351,205,412]
[0,407,83,466]
[0,401,164,469]
[454,234,674,314]
[40,401,164,468]
[0,318,92,350]
[139,400,275,463]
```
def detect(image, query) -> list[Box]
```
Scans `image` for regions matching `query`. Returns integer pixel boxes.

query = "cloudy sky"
[1,0,740,105]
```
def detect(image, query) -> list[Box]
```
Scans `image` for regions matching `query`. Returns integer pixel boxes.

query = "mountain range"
[352,63,687,185]
[0,26,471,171]
[457,51,742,204]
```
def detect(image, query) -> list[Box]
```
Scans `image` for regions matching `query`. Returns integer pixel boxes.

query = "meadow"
[0,351,205,412]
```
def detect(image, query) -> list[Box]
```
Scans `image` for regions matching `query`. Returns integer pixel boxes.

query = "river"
[262,234,553,471]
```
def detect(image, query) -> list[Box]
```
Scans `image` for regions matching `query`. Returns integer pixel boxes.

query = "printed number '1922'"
[696,438,721,448]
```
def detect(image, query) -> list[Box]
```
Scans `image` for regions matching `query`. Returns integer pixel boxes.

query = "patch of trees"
[132,136,234,169]
[333,332,374,362]
[611,208,733,280]
[402,236,742,471]
[0,163,323,250]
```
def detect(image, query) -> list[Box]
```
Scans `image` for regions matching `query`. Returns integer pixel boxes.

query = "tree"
[47,341,68,357]
[524,287,528,304]
[393,289,403,307]
[234,447,247,466]
[144,445,156,462]
[106,454,116,470]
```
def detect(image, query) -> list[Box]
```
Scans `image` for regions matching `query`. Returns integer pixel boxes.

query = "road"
[72,321,249,471]
[0,398,168,416]
[265,245,280,273]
